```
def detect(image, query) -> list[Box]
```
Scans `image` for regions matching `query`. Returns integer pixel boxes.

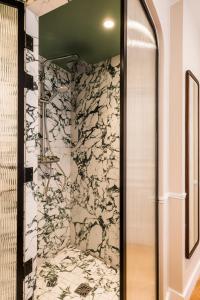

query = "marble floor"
[34,246,119,300]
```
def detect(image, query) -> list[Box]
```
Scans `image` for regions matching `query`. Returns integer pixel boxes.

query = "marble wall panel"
[37,58,73,259]
[70,56,120,268]
[24,8,39,300]
[37,55,120,270]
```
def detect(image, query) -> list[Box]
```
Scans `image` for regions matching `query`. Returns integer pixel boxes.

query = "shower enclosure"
[0,0,158,299]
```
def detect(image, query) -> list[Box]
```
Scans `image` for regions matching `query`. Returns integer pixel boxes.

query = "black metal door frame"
[17,0,25,298]
[120,0,159,299]
[0,0,159,299]
[0,1,25,299]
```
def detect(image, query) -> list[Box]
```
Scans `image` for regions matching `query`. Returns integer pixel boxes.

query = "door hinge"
[25,33,33,52]
[24,72,34,91]
[24,167,33,183]
[24,259,33,277]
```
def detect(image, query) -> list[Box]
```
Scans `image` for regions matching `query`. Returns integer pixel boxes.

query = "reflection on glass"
[0,4,18,300]
[126,0,157,299]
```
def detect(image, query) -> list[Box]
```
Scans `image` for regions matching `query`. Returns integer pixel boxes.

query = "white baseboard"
[184,258,200,299]
[167,288,184,300]
[167,259,200,300]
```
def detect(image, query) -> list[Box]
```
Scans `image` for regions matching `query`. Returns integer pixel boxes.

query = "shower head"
[64,54,79,64]
[42,54,80,74]
[64,54,80,73]
[46,86,68,103]
[43,54,80,69]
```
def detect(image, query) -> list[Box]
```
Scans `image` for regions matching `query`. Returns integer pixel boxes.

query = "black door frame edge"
[17,1,25,298]
[0,1,25,299]
[120,0,127,299]
[120,0,159,299]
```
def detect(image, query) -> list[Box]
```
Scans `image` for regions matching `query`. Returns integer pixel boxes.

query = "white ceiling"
[27,0,69,16]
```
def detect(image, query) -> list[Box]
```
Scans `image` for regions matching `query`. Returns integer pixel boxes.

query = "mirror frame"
[185,70,200,259]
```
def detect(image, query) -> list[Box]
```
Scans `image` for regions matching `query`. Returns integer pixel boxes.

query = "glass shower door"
[0,1,24,299]
[126,0,158,299]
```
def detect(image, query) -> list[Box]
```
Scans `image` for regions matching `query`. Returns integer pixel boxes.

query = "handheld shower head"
[46,86,68,103]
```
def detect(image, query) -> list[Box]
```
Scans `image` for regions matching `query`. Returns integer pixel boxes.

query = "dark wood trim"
[185,70,200,259]
[0,1,25,299]
[120,0,159,299]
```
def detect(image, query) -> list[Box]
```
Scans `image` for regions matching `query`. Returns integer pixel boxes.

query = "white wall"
[148,0,200,299]
[146,0,200,299]
[183,0,200,292]
[168,1,200,298]
[168,0,185,294]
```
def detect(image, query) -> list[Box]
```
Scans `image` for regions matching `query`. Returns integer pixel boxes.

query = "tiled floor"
[190,279,200,300]
[34,246,119,300]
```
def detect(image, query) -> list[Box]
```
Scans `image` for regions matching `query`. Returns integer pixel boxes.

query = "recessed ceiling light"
[103,19,115,29]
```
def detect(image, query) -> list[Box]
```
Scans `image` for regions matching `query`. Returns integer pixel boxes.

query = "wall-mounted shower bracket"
[25,33,33,52]
[24,258,33,278]
[38,155,60,165]
[24,167,33,183]
[25,72,34,90]
[39,99,49,105]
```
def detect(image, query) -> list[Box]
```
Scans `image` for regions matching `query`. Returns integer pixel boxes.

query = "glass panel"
[0,3,18,300]
[126,0,157,299]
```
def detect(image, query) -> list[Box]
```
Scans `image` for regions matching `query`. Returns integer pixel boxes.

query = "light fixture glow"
[127,38,156,49]
[128,19,155,43]
[103,19,115,29]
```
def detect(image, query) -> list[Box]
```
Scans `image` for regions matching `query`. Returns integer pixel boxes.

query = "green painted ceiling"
[39,0,120,68]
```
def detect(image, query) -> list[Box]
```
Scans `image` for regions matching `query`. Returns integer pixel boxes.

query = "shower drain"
[75,283,92,297]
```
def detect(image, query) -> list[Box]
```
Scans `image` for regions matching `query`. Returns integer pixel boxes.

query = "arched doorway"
[121,0,159,299]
